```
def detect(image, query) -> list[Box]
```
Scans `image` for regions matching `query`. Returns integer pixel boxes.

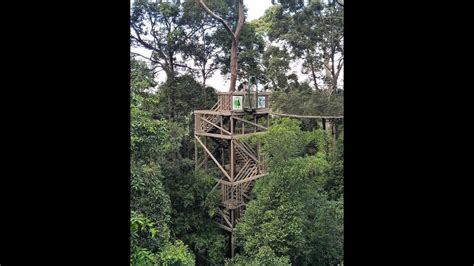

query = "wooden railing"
[195,102,222,132]
[217,91,270,111]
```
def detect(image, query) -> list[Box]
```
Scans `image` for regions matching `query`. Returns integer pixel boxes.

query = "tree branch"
[336,56,344,70]
[335,58,344,79]
[131,52,157,64]
[174,62,195,70]
[131,24,157,52]
[146,19,172,69]
[323,62,332,73]
[196,0,236,43]
[331,48,335,81]
[234,0,245,40]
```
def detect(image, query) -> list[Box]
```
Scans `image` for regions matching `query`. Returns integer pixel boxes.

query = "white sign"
[257,96,266,108]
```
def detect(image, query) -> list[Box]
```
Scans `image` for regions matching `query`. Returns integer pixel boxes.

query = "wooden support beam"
[195,138,198,171]
[200,117,232,135]
[221,147,225,170]
[217,223,233,232]
[196,148,216,170]
[194,110,226,115]
[234,160,250,182]
[230,138,234,183]
[195,132,232,139]
[233,173,268,185]
[195,136,231,181]
[204,137,208,171]
[270,113,344,119]
[233,116,268,130]
[234,131,266,139]
[234,140,258,163]
[218,208,233,228]
[197,145,219,170]
[214,178,232,186]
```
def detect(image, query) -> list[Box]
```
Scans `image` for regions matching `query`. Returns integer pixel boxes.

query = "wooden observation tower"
[194,85,270,257]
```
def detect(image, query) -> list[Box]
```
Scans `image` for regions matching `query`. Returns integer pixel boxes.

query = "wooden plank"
[214,177,232,186]
[254,108,270,114]
[233,173,268,185]
[194,110,232,116]
[234,160,250,181]
[194,139,198,171]
[234,140,258,163]
[240,140,257,157]
[195,136,231,180]
[217,223,233,232]
[195,132,232,139]
[210,100,219,111]
[233,131,266,139]
[197,145,219,170]
[218,208,233,228]
[204,137,208,171]
[201,117,231,135]
[194,110,221,115]
[198,143,218,170]
[270,112,344,119]
[233,116,268,130]
[230,139,234,182]
[240,165,257,183]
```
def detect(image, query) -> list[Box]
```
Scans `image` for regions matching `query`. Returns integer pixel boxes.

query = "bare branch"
[196,0,236,43]
[131,52,154,62]
[335,57,344,79]
[323,62,332,73]
[131,25,157,52]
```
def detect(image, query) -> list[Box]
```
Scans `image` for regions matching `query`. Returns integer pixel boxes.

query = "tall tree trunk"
[309,58,319,90]
[168,54,176,120]
[229,40,238,92]
[202,66,207,107]
[324,54,331,90]
[201,27,208,102]
[331,47,337,92]
[197,0,244,92]
[165,72,176,120]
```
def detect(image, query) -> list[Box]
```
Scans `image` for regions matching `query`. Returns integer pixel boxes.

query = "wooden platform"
[194,108,270,116]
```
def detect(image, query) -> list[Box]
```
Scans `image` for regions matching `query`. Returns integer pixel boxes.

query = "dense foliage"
[237,119,343,265]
